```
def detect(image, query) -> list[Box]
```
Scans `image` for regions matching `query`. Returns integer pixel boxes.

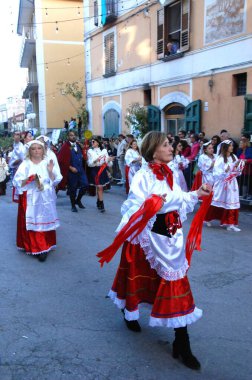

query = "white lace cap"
[26,140,44,148]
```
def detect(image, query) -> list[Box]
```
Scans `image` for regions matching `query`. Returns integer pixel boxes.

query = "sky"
[0,0,27,104]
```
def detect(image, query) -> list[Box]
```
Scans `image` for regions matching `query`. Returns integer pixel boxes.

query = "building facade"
[17,0,85,133]
[84,0,252,139]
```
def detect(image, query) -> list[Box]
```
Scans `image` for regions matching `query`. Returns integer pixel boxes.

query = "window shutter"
[104,32,115,75]
[157,8,164,59]
[184,99,201,133]
[244,95,252,132]
[180,0,190,52]
[94,1,98,27]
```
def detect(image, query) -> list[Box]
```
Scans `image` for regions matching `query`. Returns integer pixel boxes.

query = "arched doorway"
[104,109,119,137]
[164,102,185,135]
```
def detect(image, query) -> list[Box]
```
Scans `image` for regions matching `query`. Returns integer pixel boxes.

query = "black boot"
[75,189,86,209]
[70,195,78,212]
[173,327,201,370]
[121,309,141,332]
[96,199,102,209]
[37,253,48,262]
[99,200,105,213]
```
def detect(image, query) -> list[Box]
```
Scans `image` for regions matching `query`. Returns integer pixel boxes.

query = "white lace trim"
[127,215,189,281]
[108,290,126,309]
[108,290,202,327]
[149,307,202,328]
[17,245,56,255]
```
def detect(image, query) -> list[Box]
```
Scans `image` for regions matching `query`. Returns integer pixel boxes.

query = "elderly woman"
[13,141,62,262]
[98,131,211,370]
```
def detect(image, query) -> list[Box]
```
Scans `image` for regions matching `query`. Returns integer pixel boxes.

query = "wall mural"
[205,0,245,44]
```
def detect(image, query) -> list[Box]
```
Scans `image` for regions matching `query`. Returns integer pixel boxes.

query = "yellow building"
[84,0,252,139]
[17,0,85,133]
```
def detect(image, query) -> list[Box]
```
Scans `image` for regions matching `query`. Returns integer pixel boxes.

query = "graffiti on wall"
[205,0,245,44]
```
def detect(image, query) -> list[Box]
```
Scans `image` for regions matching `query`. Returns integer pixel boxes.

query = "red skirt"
[191,170,202,191]
[17,192,56,255]
[110,241,200,327]
[205,205,239,225]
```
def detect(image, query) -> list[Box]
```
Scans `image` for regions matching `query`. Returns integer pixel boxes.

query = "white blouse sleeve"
[198,155,212,173]
[213,156,230,181]
[12,160,33,193]
[87,149,95,167]
[125,149,134,166]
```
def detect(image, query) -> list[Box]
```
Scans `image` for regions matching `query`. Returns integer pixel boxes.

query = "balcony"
[102,0,118,25]
[20,27,36,68]
[22,80,38,99]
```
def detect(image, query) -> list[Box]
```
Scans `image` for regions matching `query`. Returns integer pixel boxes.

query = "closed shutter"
[104,109,119,137]
[180,0,190,52]
[157,8,164,59]
[244,95,252,132]
[148,105,161,131]
[104,32,115,76]
[184,100,201,133]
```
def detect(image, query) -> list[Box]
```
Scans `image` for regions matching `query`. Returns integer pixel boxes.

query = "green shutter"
[244,94,252,132]
[148,105,161,131]
[184,100,201,133]
[104,109,119,137]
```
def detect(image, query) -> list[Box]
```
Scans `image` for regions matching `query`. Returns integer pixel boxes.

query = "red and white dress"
[205,155,243,226]
[13,159,62,255]
[125,148,141,193]
[105,164,202,328]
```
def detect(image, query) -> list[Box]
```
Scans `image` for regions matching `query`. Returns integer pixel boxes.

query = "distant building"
[84,0,252,139]
[17,0,85,133]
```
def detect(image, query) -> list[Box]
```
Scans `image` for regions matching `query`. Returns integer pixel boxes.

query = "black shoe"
[173,329,201,370]
[37,253,48,262]
[96,200,102,209]
[124,318,141,332]
[100,201,105,213]
[71,205,78,212]
[76,200,85,209]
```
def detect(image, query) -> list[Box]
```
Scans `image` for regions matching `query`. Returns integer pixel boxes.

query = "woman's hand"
[108,156,115,162]
[197,183,212,198]
[69,166,78,173]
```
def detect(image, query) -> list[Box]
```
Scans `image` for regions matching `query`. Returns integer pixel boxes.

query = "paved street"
[0,185,252,380]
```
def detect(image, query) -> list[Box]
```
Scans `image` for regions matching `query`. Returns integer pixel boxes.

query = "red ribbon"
[165,211,182,236]
[186,192,213,266]
[95,163,107,185]
[97,194,163,266]
[148,163,173,190]
[26,174,36,185]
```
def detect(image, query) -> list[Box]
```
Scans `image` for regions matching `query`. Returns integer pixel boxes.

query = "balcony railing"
[102,0,118,25]
[20,26,36,68]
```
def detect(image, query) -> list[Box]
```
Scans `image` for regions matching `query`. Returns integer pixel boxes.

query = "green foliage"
[57,81,89,129]
[125,103,148,138]
[0,136,13,150]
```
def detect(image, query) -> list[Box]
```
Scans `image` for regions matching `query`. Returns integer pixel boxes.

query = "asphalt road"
[0,185,252,380]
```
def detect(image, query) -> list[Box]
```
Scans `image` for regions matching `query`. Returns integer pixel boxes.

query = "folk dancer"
[124,139,142,194]
[97,132,212,370]
[13,141,62,262]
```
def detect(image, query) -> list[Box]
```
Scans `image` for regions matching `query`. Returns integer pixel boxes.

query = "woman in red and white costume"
[13,141,62,262]
[198,141,216,187]
[169,140,189,191]
[97,132,211,370]
[124,139,142,193]
[204,140,244,231]
[87,137,114,212]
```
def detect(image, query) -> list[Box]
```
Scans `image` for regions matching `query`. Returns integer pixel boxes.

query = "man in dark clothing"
[57,131,88,212]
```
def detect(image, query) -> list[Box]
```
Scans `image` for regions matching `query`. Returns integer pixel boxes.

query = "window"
[102,0,118,25]
[144,89,152,106]
[104,32,116,77]
[157,0,190,60]
[164,103,185,135]
[233,73,247,96]
[94,1,98,27]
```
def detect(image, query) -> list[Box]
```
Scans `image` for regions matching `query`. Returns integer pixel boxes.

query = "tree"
[57,81,89,130]
[125,103,148,138]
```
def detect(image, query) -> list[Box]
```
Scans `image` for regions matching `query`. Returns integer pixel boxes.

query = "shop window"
[104,32,116,77]
[157,0,190,60]
[233,73,247,96]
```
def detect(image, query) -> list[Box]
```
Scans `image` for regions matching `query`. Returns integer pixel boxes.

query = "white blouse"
[13,159,62,232]
[87,148,112,167]
[116,165,199,281]
[125,149,141,166]
[198,154,216,186]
